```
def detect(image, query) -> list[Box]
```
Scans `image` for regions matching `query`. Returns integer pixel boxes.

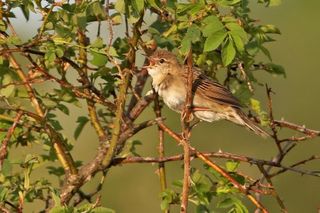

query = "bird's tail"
[233,110,270,138]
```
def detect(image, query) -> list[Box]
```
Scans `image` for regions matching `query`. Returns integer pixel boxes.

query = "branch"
[180,50,193,213]
[274,120,320,137]
[0,111,23,168]
[154,91,169,213]
[112,152,320,177]
[257,164,286,211]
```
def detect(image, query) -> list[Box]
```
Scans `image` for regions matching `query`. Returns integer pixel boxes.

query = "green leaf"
[268,0,282,6]
[0,186,8,202]
[180,25,201,54]
[217,197,234,208]
[234,200,249,213]
[111,13,122,25]
[222,38,236,66]
[45,51,57,63]
[7,36,23,45]
[0,20,6,31]
[204,30,227,52]
[229,31,244,53]
[202,15,224,37]
[160,199,170,211]
[91,207,116,213]
[92,1,106,17]
[1,159,12,176]
[74,116,89,140]
[218,0,241,6]
[108,46,119,57]
[260,24,281,34]
[160,189,179,211]
[180,37,191,54]
[133,0,145,13]
[50,206,74,213]
[55,47,64,58]
[260,45,272,61]
[57,104,70,115]
[20,4,30,20]
[42,98,58,108]
[90,51,108,67]
[188,25,201,43]
[163,24,177,37]
[49,119,63,131]
[0,74,15,98]
[91,37,105,48]
[226,160,239,172]
[74,12,87,28]
[115,0,125,14]
[250,98,261,114]
[146,0,161,10]
[196,205,209,213]
[264,63,286,77]
[50,189,61,208]
[225,23,247,40]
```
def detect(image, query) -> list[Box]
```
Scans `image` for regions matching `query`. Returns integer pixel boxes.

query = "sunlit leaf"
[115,0,125,13]
[0,74,14,98]
[202,15,224,37]
[221,38,236,66]
[260,24,281,34]
[226,160,239,172]
[132,0,145,13]
[204,30,227,52]
[90,51,108,67]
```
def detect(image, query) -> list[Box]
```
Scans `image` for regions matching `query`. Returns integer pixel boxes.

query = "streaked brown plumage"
[145,50,269,137]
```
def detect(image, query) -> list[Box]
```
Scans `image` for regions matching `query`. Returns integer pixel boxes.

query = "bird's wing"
[183,66,241,108]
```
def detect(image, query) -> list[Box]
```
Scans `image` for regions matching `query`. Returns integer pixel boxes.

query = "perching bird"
[145,50,269,137]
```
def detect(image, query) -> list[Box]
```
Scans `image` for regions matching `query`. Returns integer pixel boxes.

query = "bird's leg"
[192,106,212,111]
[181,110,194,123]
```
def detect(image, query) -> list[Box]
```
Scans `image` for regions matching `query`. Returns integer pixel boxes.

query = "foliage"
[0,0,318,212]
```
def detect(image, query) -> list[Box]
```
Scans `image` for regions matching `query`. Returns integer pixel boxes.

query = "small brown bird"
[145,50,269,137]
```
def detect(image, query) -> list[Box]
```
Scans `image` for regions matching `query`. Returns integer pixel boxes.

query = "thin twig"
[257,164,287,212]
[154,91,169,213]
[274,120,320,137]
[269,155,320,178]
[238,62,254,92]
[0,111,23,168]
[112,152,320,177]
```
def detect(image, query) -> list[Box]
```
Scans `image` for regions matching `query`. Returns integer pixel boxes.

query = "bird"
[144,49,269,137]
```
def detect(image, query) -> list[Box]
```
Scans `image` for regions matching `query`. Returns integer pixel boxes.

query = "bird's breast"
[159,87,185,112]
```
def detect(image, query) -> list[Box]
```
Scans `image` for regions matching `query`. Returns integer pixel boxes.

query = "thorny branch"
[154,94,169,213]
[180,50,194,213]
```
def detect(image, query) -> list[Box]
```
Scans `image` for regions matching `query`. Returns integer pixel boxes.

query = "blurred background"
[11,0,320,212]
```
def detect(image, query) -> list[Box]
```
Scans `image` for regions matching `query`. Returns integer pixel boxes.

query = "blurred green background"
[12,1,320,212]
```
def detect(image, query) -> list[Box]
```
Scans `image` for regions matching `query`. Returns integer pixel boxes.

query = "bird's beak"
[142,58,156,70]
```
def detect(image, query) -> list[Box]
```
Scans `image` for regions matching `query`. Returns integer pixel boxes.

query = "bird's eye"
[159,58,165,64]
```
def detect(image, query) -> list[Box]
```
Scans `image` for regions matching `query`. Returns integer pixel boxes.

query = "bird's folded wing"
[183,66,241,108]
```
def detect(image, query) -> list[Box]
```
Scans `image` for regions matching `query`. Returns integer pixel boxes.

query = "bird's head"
[145,50,181,79]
